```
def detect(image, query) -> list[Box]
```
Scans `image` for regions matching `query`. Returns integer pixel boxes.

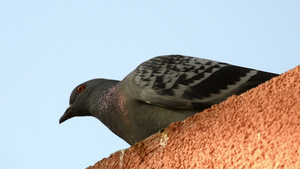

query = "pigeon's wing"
[125,55,278,109]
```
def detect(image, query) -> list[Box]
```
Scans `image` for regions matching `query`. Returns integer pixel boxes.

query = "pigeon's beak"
[59,105,73,124]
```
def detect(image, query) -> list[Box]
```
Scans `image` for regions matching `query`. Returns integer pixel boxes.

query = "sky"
[1,1,299,169]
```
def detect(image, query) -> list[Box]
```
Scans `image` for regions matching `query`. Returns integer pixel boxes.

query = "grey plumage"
[59,55,278,145]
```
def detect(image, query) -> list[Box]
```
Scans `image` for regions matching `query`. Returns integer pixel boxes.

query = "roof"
[88,66,300,169]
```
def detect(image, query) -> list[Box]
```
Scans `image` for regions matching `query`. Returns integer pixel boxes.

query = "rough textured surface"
[88,66,300,169]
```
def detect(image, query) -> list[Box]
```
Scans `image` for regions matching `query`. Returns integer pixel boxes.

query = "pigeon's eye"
[77,85,85,93]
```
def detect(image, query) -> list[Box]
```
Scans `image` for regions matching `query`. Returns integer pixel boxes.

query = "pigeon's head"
[59,79,106,124]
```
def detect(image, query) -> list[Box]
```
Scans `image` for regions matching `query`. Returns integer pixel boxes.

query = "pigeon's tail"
[240,70,278,93]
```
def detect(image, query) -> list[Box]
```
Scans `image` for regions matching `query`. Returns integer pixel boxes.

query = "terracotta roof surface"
[88,66,300,169]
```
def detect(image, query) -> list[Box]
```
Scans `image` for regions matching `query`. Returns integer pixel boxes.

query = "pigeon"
[59,55,278,145]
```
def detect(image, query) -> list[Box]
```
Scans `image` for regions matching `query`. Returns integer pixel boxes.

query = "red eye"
[77,85,85,93]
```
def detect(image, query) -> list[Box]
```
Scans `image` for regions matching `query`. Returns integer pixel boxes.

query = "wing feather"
[125,55,278,110]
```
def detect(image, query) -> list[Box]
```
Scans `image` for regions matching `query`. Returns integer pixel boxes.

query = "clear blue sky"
[1,1,299,169]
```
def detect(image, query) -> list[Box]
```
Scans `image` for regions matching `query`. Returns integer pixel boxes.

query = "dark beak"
[59,105,73,124]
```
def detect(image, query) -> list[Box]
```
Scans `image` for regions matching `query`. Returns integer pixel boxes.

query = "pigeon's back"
[125,55,278,110]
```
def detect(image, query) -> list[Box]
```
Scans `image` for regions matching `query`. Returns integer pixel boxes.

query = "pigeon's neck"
[89,82,129,139]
